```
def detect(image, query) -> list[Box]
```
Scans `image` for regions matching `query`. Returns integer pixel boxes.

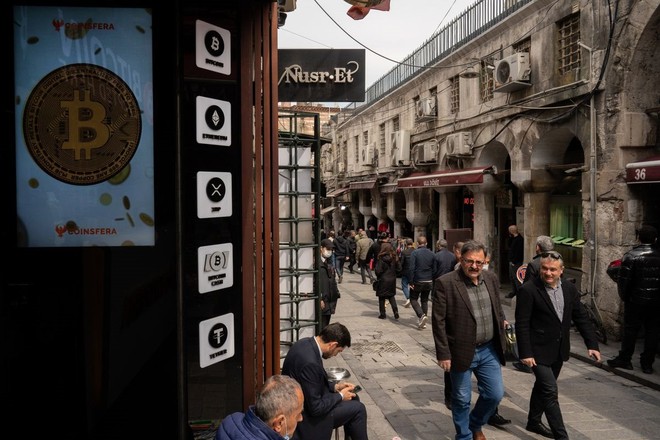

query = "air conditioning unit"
[446,132,474,157]
[415,97,437,122]
[360,143,376,167]
[414,142,438,164]
[390,130,411,166]
[337,161,346,174]
[493,52,531,93]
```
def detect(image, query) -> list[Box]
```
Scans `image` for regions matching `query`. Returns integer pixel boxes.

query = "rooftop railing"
[356,0,533,107]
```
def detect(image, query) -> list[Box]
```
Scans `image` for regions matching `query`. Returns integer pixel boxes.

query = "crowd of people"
[216,223,660,440]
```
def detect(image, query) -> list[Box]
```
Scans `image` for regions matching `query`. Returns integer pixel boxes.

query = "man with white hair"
[523,235,555,284]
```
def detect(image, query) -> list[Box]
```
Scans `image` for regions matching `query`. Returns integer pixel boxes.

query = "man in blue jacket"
[410,236,435,329]
[215,374,304,440]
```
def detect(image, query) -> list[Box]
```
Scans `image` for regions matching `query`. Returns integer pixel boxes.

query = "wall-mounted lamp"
[459,65,479,79]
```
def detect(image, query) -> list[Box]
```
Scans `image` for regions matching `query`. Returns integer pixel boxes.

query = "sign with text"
[198,243,234,293]
[199,313,235,368]
[14,6,155,247]
[278,49,365,102]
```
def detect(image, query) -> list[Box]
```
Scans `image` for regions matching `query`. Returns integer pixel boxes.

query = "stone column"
[358,190,373,230]
[387,191,407,238]
[511,168,559,261]
[435,188,460,239]
[403,188,433,241]
[522,191,551,258]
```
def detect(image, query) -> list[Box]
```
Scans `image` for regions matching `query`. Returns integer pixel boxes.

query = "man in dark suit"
[281,322,368,440]
[515,251,601,439]
[432,240,507,440]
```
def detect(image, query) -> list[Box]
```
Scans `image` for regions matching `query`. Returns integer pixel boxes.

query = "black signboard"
[278,48,365,102]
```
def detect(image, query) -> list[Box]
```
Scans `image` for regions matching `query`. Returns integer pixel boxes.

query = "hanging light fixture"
[460,65,479,79]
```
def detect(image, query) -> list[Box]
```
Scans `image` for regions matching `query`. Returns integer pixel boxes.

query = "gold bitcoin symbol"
[23,64,141,185]
[61,89,110,160]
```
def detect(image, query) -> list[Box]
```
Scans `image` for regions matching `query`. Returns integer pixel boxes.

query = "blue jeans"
[401,276,410,300]
[449,342,504,440]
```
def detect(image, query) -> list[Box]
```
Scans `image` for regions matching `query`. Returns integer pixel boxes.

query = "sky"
[277,0,477,93]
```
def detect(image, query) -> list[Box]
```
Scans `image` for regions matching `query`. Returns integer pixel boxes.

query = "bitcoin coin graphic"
[23,64,142,185]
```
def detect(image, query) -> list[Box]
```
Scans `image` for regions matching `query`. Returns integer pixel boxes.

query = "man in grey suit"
[432,240,507,440]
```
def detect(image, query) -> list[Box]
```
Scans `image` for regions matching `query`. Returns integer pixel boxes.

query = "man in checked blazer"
[432,240,507,440]
[515,251,601,439]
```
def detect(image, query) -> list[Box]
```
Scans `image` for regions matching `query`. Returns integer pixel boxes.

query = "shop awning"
[397,166,495,189]
[379,183,399,193]
[326,187,350,197]
[320,206,337,215]
[349,180,377,190]
[626,156,660,184]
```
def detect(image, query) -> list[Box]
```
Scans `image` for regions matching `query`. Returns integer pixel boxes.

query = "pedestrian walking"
[334,230,351,284]
[319,238,341,329]
[607,224,660,374]
[356,231,376,284]
[347,230,358,273]
[374,246,401,320]
[505,225,524,299]
[432,240,507,440]
[409,236,434,329]
[515,250,601,439]
[522,235,555,285]
[400,238,415,308]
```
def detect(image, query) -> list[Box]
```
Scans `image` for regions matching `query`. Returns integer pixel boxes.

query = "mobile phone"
[352,385,362,393]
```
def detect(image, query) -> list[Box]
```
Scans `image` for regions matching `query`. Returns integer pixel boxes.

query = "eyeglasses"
[540,251,562,259]
[461,258,485,267]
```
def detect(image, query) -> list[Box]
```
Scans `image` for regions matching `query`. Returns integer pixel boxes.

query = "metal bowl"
[325,367,351,381]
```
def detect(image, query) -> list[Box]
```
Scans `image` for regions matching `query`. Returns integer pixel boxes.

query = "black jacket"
[617,243,660,306]
[375,254,400,298]
[320,259,340,315]
[333,235,349,258]
[516,276,599,364]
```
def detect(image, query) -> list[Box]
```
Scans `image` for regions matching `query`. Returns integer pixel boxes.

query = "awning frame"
[397,166,494,189]
[326,187,350,197]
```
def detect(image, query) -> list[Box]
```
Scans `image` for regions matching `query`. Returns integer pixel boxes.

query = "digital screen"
[14,6,155,247]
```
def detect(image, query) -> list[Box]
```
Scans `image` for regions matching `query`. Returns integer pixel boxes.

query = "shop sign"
[278,49,365,102]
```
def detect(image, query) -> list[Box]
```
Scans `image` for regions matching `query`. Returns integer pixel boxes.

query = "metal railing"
[358,0,533,106]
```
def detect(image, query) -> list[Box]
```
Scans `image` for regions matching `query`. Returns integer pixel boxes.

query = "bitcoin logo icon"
[23,64,141,185]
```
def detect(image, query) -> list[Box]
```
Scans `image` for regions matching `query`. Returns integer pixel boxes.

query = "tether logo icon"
[23,63,141,185]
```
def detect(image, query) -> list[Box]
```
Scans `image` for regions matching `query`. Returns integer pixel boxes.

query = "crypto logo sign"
[195,20,231,75]
[22,64,141,185]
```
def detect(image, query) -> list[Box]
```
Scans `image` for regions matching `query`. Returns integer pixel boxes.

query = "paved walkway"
[324,270,660,440]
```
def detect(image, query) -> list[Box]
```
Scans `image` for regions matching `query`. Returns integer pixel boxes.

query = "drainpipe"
[579,41,598,293]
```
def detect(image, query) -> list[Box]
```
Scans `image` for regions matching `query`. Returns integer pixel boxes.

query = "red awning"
[326,187,350,197]
[397,166,494,189]
[626,156,660,184]
[349,180,377,190]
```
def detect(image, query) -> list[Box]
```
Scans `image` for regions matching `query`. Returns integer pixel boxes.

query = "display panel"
[14,6,155,247]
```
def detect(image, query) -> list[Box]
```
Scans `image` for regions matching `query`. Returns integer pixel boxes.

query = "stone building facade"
[320,0,660,335]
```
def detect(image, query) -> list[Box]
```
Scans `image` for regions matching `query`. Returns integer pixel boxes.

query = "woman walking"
[374,246,401,320]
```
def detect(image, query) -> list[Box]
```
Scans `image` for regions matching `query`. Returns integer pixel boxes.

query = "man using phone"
[282,322,368,440]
